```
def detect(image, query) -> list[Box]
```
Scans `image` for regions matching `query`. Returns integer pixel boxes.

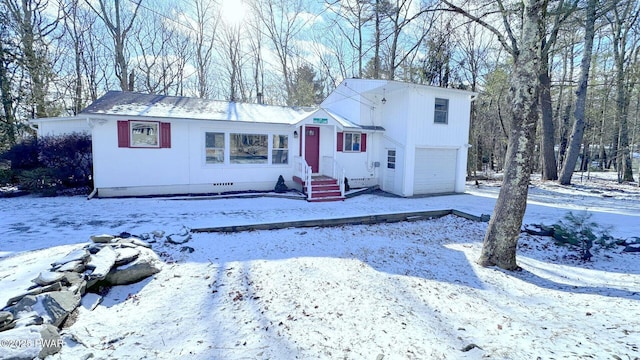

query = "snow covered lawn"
[2,175,639,359]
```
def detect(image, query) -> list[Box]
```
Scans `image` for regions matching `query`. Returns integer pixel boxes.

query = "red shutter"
[160,122,171,148]
[337,132,343,152]
[361,133,367,152]
[117,121,130,148]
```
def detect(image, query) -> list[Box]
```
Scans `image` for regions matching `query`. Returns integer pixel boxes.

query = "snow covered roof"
[80,91,315,125]
[322,109,385,131]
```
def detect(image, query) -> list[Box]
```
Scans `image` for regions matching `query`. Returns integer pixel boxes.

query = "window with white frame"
[272,134,288,164]
[130,121,159,147]
[434,98,449,124]
[343,132,361,152]
[230,133,268,164]
[205,132,225,164]
[387,149,396,169]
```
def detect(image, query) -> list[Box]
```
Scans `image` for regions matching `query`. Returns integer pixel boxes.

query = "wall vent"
[213,182,233,186]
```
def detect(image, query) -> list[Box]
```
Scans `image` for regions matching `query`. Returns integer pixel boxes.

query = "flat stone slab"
[85,246,117,280]
[90,234,115,243]
[51,249,89,268]
[80,293,102,311]
[116,237,151,248]
[55,260,84,272]
[114,247,140,266]
[105,247,161,286]
[33,271,65,286]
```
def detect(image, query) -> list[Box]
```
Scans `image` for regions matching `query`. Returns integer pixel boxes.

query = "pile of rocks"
[0,233,163,359]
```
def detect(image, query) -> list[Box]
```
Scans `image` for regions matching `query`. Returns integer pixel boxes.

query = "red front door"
[304,126,320,173]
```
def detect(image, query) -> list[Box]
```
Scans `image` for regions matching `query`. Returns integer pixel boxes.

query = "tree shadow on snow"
[185,220,486,290]
[497,265,640,300]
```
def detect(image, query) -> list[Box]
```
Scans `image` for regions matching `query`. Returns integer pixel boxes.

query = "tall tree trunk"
[539,55,558,180]
[558,0,597,185]
[17,0,48,118]
[373,0,381,79]
[606,0,639,182]
[477,0,544,270]
[557,42,575,168]
[0,33,16,145]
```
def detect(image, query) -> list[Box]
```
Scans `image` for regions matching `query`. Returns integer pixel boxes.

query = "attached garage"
[413,148,458,194]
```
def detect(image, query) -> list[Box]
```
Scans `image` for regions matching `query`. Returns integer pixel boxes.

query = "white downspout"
[87,187,98,200]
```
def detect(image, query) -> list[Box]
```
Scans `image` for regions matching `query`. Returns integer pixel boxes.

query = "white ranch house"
[32,79,476,201]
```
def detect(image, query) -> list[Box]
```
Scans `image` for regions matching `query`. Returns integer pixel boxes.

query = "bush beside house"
[0,133,93,196]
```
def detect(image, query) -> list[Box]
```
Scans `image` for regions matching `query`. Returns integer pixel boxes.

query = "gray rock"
[5,282,62,308]
[51,249,90,268]
[623,245,640,252]
[80,293,102,311]
[38,323,62,358]
[11,292,80,328]
[180,246,195,253]
[0,311,12,325]
[166,233,192,245]
[33,271,65,286]
[37,291,81,328]
[55,260,85,273]
[61,272,87,296]
[85,246,117,281]
[90,234,114,243]
[44,291,80,327]
[85,244,103,254]
[0,321,15,332]
[0,311,14,332]
[10,295,37,319]
[104,247,161,286]
[116,237,151,248]
[14,314,44,327]
[113,247,140,266]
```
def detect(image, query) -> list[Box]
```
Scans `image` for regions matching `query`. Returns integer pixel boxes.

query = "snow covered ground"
[1,172,639,359]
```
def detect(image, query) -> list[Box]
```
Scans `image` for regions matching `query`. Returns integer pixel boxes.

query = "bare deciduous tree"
[4,0,60,118]
[442,0,548,270]
[86,0,142,91]
[251,0,306,104]
[559,0,599,184]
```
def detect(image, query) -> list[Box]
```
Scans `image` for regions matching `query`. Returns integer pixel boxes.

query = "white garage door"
[413,148,457,194]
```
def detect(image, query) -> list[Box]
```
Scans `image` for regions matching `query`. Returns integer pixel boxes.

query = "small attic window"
[434,98,449,124]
